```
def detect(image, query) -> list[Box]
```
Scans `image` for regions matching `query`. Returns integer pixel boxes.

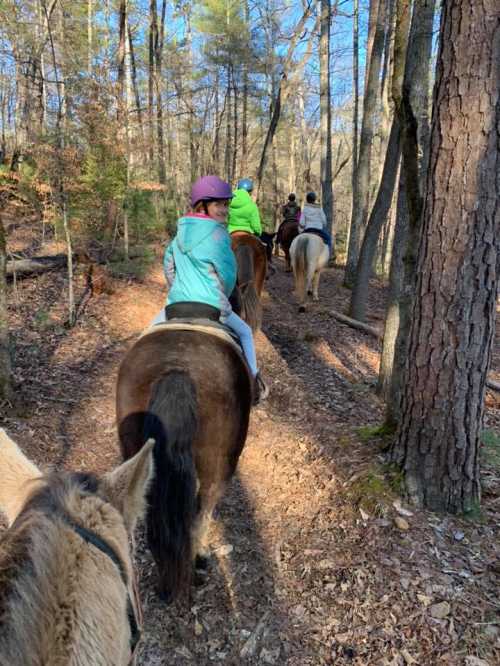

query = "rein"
[58,511,142,660]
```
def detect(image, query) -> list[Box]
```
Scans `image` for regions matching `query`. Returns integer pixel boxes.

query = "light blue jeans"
[221,311,258,377]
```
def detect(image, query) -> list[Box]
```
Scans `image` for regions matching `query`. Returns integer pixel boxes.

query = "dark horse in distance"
[230,231,268,331]
[116,324,252,602]
[276,220,299,271]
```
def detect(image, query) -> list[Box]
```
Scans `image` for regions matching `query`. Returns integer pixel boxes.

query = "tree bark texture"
[390,0,500,513]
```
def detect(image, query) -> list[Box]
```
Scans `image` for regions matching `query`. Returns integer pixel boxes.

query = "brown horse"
[230,231,267,331]
[276,220,299,271]
[0,428,153,665]
[116,324,252,603]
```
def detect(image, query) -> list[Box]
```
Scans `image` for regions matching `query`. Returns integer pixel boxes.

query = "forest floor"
[2,207,500,665]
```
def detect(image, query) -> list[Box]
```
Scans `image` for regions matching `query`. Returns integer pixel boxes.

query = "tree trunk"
[231,66,238,183]
[383,0,437,422]
[224,66,232,183]
[117,0,127,125]
[154,0,167,185]
[87,0,93,76]
[345,0,386,286]
[255,75,284,201]
[319,0,334,244]
[364,0,380,97]
[128,22,145,154]
[377,169,408,400]
[350,0,359,258]
[0,214,12,402]
[390,0,500,513]
[148,0,155,169]
[349,0,410,320]
[349,118,401,320]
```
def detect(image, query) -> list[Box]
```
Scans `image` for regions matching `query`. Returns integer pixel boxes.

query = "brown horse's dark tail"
[235,244,261,332]
[143,370,198,603]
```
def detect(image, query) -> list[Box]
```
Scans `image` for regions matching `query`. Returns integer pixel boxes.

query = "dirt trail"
[2,249,500,665]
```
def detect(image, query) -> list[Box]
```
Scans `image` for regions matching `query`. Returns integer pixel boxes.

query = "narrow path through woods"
[3,252,499,665]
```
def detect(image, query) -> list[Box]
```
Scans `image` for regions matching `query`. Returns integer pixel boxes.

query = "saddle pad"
[139,321,243,356]
[231,231,267,249]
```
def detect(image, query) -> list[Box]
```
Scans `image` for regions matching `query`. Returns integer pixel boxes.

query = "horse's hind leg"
[284,247,292,272]
[306,263,316,299]
[191,482,224,578]
[312,270,322,302]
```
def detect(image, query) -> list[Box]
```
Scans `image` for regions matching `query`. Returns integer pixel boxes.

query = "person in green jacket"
[227,178,262,236]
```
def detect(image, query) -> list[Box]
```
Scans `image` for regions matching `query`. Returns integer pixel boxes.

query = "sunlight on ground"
[311,338,380,381]
[311,339,357,383]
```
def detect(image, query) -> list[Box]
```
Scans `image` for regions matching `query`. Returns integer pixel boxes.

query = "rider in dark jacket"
[282,193,301,222]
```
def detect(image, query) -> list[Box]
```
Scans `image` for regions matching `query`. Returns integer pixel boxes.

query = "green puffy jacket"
[227,189,262,235]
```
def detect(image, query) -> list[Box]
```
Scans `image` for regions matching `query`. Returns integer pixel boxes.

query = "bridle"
[58,510,142,662]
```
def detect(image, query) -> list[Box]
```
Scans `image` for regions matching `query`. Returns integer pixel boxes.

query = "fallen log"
[329,309,382,339]
[7,254,68,277]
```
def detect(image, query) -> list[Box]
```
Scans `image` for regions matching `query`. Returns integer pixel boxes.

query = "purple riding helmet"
[190,175,233,207]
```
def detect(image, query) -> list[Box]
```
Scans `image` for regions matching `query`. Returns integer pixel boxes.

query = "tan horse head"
[0,428,154,665]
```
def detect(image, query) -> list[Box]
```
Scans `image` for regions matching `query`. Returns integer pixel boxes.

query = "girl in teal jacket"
[159,175,268,403]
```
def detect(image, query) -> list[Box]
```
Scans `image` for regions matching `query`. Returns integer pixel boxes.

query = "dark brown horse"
[230,231,267,331]
[276,220,299,271]
[116,324,252,602]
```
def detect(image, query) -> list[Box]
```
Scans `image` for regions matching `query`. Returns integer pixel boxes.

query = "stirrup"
[253,372,269,405]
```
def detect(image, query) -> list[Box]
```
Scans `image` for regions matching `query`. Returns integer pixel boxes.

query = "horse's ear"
[103,439,155,532]
[0,428,42,525]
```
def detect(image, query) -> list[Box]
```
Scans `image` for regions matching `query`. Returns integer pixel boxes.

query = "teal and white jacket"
[163,214,237,317]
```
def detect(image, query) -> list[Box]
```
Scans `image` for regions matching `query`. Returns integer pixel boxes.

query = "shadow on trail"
[135,470,309,665]
[262,258,384,422]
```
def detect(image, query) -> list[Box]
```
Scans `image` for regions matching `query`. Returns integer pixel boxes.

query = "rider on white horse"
[299,191,332,255]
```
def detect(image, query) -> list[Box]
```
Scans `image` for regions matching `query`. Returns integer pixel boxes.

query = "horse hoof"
[195,554,209,571]
[299,306,306,313]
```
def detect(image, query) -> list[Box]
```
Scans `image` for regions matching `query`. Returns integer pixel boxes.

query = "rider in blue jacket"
[161,175,269,404]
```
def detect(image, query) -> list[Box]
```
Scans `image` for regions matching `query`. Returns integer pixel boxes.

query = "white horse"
[290,232,329,312]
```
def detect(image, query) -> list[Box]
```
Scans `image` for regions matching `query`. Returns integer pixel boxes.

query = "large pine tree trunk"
[390,0,500,513]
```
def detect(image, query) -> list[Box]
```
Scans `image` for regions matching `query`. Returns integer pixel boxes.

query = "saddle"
[142,302,242,354]
[230,230,267,251]
[303,227,329,245]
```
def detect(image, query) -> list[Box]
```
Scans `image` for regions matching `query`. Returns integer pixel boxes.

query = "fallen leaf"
[394,517,410,530]
[429,601,451,619]
[401,649,417,664]
[393,499,414,517]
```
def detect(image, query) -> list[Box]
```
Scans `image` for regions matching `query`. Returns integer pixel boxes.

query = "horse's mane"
[0,472,101,664]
